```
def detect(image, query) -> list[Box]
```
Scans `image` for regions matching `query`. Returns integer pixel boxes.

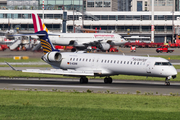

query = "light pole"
[172,0,175,43]
[42,0,44,23]
[151,0,154,43]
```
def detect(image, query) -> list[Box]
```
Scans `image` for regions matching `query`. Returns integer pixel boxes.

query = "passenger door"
[146,62,151,73]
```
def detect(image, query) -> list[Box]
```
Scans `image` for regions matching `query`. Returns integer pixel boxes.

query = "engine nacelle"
[43,51,62,62]
[99,43,110,51]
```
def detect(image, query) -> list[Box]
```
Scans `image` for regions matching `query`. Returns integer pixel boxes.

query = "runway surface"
[1,47,180,58]
[0,48,180,94]
[0,78,180,95]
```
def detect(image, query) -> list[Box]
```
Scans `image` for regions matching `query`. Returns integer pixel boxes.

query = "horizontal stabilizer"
[22,69,95,76]
[11,33,46,37]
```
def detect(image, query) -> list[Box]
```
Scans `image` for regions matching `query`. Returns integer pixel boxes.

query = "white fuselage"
[51,52,177,78]
[49,33,127,46]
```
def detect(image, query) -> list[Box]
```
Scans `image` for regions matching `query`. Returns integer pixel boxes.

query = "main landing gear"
[80,76,88,84]
[165,77,171,86]
[104,77,113,84]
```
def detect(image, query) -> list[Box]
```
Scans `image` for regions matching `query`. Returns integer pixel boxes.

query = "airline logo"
[40,39,52,54]
[94,35,114,38]
[32,13,49,33]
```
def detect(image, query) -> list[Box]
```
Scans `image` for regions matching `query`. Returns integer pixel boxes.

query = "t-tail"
[36,31,59,54]
[32,13,49,33]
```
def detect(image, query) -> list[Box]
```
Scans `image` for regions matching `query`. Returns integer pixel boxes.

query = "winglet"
[5,62,22,71]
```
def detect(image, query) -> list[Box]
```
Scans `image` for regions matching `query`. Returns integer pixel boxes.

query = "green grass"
[0,55,180,63]
[0,57,42,63]
[151,55,180,60]
[174,65,180,69]
[0,90,180,120]
[1,64,180,69]
[0,70,179,81]
[0,64,51,67]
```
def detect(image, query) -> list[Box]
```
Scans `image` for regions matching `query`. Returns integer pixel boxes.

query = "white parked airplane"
[32,13,127,51]
[7,31,177,86]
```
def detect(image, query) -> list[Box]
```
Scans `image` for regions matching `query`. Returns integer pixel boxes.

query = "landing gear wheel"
[165,82,170,86]
[80,77,88,84]
[165,77,170,86]
[104,77,112,84]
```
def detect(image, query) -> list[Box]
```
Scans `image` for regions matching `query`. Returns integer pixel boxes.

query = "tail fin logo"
[36,31,59,54]
[32,13,49,33]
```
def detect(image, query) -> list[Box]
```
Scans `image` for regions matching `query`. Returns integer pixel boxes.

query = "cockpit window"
[154,62,172,66]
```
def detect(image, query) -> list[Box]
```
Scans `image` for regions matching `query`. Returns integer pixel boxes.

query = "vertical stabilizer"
[36,31,59,54]
[32,13,49,33]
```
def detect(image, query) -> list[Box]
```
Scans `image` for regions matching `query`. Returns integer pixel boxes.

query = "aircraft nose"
[170,67,177,76]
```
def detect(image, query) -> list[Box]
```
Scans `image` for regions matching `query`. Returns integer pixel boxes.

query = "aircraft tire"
[165,82,170,86]
[80,77,88,84]
[104,78,108,84]
[108,77,112,84]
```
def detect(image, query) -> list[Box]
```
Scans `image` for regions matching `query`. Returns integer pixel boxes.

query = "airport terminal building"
[0,10,179,43]
[0,0,179,43]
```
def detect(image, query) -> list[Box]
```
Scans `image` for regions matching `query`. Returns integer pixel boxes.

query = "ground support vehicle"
[156,45,174,53]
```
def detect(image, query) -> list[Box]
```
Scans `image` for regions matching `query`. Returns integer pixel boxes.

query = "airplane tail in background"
[32,13,49,33]
[35,31,59,54]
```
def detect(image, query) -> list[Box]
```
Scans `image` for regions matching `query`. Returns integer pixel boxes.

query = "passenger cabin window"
[79,58,81,61]
[114,60,116,63]
[155,62,172,66]
[73,58,75,61]
[76,58,78,61]
[70,58,72,61]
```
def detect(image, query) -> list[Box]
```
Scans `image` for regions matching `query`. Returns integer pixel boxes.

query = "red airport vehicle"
[0,44,8,51]
[124,42,163,48]
[156,45,174,53]
[108,46,118,52]
[130,45,136,52]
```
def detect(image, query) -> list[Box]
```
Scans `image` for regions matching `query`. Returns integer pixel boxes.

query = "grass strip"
[0,55,180,62]
[0,90,180,120]
[0,64,51,67]
[150,55,180,60]
[0,70,179,81]
[1,64,180,69]
[0,58,43,63]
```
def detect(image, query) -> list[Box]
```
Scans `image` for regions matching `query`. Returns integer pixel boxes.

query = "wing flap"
[22,69,95,76]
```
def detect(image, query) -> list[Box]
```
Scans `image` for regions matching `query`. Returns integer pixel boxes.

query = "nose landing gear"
[165,77,171,86]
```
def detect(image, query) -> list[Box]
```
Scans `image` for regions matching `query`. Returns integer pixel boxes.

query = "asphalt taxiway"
[0,78,180,95]
[0,48,180,94]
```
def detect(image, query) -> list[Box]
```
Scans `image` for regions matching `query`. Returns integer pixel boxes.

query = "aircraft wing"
[22,69,96,76]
